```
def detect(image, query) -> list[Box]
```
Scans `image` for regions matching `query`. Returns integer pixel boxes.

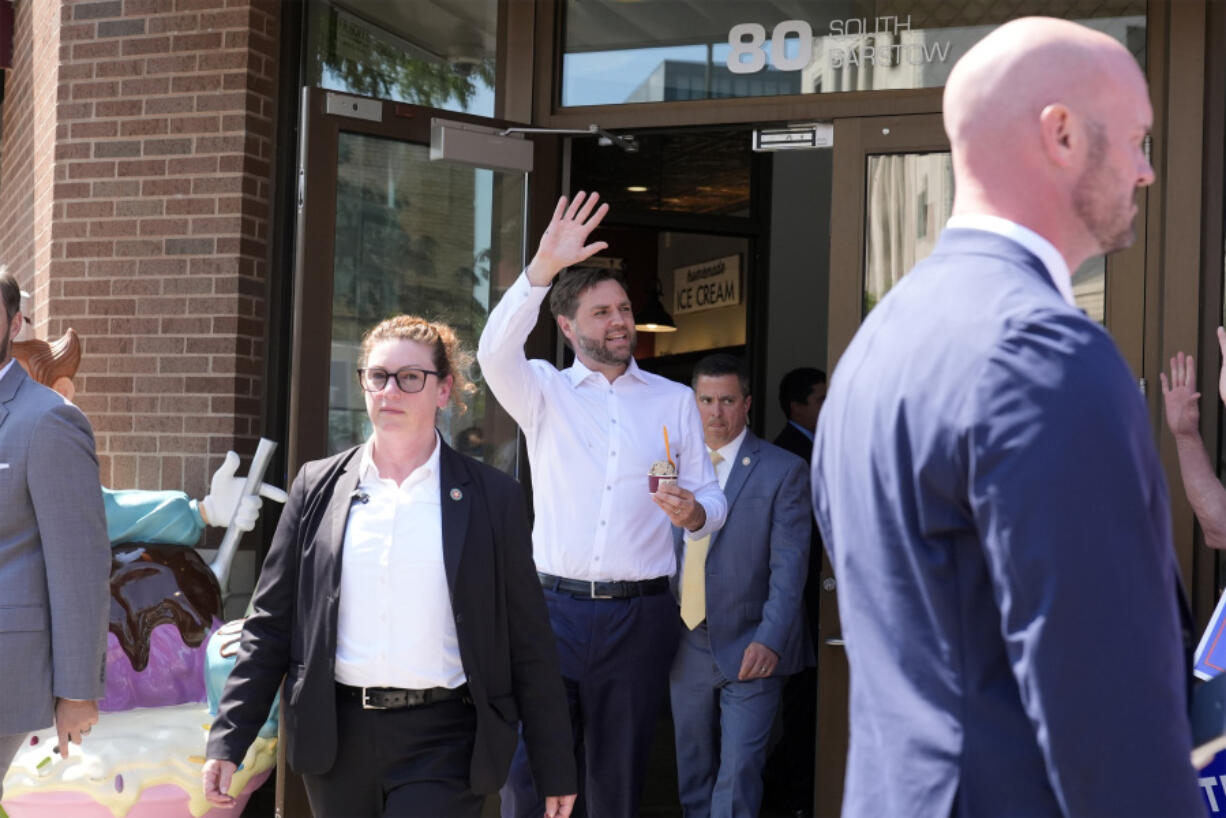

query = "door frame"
[288,87,558,474]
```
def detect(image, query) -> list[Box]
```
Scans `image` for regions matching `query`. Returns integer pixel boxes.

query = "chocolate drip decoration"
[109,544,223,671]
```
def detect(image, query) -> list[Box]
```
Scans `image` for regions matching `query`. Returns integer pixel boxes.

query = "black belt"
[337,683,471,711]
[538,572,670,599]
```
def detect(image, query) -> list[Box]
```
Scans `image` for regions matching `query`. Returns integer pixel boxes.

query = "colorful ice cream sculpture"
[2,512,279,816]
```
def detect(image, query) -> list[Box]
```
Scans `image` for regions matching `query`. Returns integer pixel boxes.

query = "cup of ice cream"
[648,460,678,493]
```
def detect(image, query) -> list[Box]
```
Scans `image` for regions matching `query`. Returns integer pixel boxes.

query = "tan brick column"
[1,0,280,496]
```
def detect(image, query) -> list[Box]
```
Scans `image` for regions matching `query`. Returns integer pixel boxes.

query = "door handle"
[825,637,845,647]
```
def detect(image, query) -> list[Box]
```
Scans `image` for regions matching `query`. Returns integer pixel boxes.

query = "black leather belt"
[337,683,471,711]
[539,572,670,599]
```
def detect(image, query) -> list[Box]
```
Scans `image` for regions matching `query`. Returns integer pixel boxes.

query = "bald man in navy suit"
[813,18,1201,816]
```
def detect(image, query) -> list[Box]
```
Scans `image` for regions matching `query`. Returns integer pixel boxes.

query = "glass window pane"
[864,152,953,313]
[1072,256,1106,323]
[863,152,1110,322]
[329,132,526,474]
[307,0,496,116]
[562,0,1145,107]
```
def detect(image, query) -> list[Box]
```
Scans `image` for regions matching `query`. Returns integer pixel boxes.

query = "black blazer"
[771,421,812,463]
[206,441,577,797]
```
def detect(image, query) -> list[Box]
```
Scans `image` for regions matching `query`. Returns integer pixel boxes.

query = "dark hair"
[778,367,827,417]
[0,271,20,322]
[692,353,750,397]
[548,266,629,320]
[359,315,476,414]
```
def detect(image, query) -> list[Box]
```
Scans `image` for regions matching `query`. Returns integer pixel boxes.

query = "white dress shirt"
[0,359,14,384]
[334,434,466,689]
[710,427,748,491]
[946,214,1076,307]
[478,272,728,582]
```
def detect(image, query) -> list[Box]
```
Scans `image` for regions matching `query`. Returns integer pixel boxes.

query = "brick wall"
[1,0,280,497]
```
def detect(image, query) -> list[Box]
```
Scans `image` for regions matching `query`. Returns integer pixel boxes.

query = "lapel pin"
[742,456,751,466]
[450,488,463,501]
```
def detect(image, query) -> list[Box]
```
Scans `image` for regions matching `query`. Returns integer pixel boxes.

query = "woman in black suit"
[202,316,576,818]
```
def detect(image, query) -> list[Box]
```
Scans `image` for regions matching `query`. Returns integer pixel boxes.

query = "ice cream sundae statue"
[1,327,287,817]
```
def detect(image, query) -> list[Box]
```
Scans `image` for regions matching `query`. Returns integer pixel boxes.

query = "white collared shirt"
[478,272,728,582]
[0,359,14,384]
[946,214,1076,307]
[710,427,748,490]
[334,433,466,689]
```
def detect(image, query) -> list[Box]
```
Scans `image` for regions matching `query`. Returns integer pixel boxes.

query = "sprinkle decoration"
[114,774,124,793]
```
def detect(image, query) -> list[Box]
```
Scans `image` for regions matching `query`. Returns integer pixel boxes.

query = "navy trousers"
[302,690,483,818]
[500,587,679,818]
[669,624,784,818]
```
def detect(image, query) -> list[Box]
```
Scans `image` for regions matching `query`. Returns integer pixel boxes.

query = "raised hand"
[525,192,610,286]
[1160,351,1200,440]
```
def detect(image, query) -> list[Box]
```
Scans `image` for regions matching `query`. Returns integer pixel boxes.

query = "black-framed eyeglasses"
[356,367,441,394]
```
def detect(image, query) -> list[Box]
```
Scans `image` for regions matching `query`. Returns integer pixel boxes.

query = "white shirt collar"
[359,430,442,489]
[0,359,15,384]
[564,354,648,388]
[946,214,1076,307]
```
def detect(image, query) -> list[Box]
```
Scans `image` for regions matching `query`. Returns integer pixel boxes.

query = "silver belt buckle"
[590,580,614,599]
[361,688,387,710]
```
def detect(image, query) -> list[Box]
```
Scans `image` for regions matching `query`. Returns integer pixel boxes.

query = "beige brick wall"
[1,0,280,498]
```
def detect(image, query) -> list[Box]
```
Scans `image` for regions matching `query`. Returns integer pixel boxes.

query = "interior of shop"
[569,127,833,440]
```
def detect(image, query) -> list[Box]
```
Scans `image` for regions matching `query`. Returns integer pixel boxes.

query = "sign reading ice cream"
[674,255,741,316]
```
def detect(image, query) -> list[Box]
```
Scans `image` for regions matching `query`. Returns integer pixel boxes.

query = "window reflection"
[562,0,1145,107]
[862,151,1108,324]
[864,152,952,313]
[306,0,496,116]
[328,133,525,474]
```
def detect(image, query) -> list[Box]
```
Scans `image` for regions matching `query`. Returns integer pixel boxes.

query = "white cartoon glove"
[200,450,289,531]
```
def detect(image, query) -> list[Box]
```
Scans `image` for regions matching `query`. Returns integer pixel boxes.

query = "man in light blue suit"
[671,354,810,818]
[812,17,1202,817]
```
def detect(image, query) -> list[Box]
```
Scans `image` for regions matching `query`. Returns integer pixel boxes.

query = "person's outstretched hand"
[525,192,610,287]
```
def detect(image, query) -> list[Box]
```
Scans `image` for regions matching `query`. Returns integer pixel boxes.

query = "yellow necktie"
[680,449,723,630]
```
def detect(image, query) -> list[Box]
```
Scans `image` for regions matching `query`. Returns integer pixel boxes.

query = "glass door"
[817,113,1148,815]
[289,87,536,476]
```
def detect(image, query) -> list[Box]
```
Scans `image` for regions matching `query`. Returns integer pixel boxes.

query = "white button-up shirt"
[0,359,14,384]
[478,272,727,582]
[946,214,1076,307]
[333,434,466,689]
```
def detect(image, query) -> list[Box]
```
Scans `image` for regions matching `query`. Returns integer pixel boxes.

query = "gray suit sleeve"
[27,403,111,701]
[753,454,811,654]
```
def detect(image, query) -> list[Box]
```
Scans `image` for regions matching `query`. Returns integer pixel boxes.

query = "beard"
[1072,121,1138,255]
[573,325,635,367]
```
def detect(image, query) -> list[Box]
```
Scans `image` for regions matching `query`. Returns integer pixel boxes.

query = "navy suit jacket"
[812,229,1202,816]
[674,432,812,679]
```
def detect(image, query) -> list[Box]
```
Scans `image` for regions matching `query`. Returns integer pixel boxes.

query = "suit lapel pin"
[742,456,751,466]
[450,488,463,501]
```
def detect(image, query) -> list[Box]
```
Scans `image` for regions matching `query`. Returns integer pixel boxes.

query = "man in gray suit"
[670,353,811,818]
[0,271,110,794]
